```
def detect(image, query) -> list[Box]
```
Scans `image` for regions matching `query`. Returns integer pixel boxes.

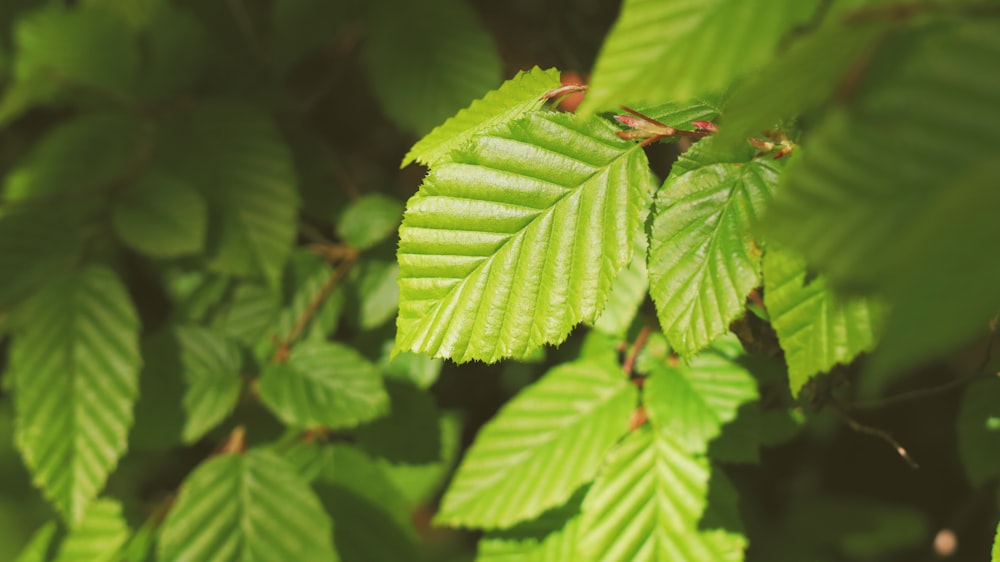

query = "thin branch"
[622,324,653,377]
[833,405,919,469]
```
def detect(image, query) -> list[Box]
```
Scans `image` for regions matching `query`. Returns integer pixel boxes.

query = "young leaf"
[396,111,651,363]
[579,427,747,562]
[337,194,403,251]
[957,378,1000,488]
[436,359,637,529]
[580,0,818,113]
[647,139,781,357]
[763,246,882,396]
[402,66,561,167]
[643,336,759,454]
[111,172,207,258]
[157,449,338,562]
[10,266,141,524]
[13,521,57,562]
[53,499,129,562]
[155,100,299,286]
[175,325,243,443]
[627,97,723,135]
[258,342,389,429]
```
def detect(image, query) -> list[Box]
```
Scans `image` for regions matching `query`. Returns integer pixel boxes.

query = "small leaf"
[175,325,243,443]
[53,499,129,562]
[364,0,502,136]
[957,378,1000,488]
[13,521,57,562]
[396,111,651,363]
[11,266,141,524]
[112,172,207,258]
[436,359,637,529]
[259,342,389,429]
[648,139,781,357]
[477,497,584,562]
[402,66,561,167]
[350,259,399,331]
[763,246,882,396]
[337,194,403,250]
[157,449,338,562]
[643,336,758,454]
[210,282,283,346]
[579,426,747,561]
[378,342,443,390]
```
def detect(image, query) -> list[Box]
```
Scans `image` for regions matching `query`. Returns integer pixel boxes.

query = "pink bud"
[691,120,718,133]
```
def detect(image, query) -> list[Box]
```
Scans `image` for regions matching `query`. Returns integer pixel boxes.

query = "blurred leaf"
[158,449,338,562]
[81,0,158,29]
[10,266,140,524]
[647,139,780,357]
[364,0,502,136]
[350,259,398,331]
[436,359,637,529]
[0,6,139,123]
[270,0,354,73]
[13,521,56,562]
[210,282,282,346]
[119,518,156,562]
[994,522,1000,562]
[579,426,746,561]
[580,0,818,113]
[477,497,584,562]
[337,194,403,251]
[957,378,1000,488]
[378,342,443,389]
[111,172,206,258]
[644,336,758,454]
[259,342,388,429]
[129,330,185,450]
[0,207,85,309]
[707,403,761,464]
[402,66,561,167]
[52,498,129,562]
[139,2,206,98]
[355,380,441,464]
[396,112,650,363]
[763,246,882,396]
[378,411,461,507]
[175,325,244,444]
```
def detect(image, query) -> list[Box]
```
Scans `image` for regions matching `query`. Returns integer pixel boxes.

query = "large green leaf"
[10,266,141,524]
[763,246,882,396]
[957,378,1000,488]
[111,172,207,258]
[402,66,561,167]
[13,522,57,562]
[765,21,1000,378]
[157,449,338,562]
[174,325,243,443]
[643,336,758,454]
[647,139,781,357]
[396,111,651,363]
[579,427,746,562]
[0,6,138,123]
[155,100,299,285]
[258,342,389,429]
[52,499,129,562]
[364,0,502,136]
[436,359,637,529]
[580,0,818,113]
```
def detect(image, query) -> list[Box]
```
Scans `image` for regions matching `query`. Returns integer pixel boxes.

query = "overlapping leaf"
[643,336,758,454]
[763,246,882,395]
[648,139,781,357]
[157,449,338,562]
[579,427,746,562]
[580,0,818,112]
[258,342,388,429]
[337,194,404,251]
[0,207,84,308]
[436,359,637,529]
[364,0,502,136]
[10,266,140,524]
[53,499,129,562]
[396,111,651,363]
[592,232,648,337]
[111,172,207,258]
[402,66,562,167]
[477,496,585,562]
[13,522,56,562]
[175,325,243,443]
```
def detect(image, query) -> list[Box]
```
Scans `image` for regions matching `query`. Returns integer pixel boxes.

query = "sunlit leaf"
[175,325,243,443]
[53,499,129,562]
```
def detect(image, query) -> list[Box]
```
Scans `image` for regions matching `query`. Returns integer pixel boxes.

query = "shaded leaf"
[139,2,207,98]
[13,521,56,562]
[397,111,651,363]
[175,325,243,443]
[957,378,1000,488]
[111,172,206,258]
[337,194,403,251]
[355,380,442,464]
[477,496,584,562]
[0,208,84,309]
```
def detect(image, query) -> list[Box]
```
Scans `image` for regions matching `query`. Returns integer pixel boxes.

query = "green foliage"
[53,499,129,562]
[175,325,244,443]
[958,378,1000,488]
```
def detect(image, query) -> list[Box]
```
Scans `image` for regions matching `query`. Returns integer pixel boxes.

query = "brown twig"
[622,324,653,377]
[833,405,919,469]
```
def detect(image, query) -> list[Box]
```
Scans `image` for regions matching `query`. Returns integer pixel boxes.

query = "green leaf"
[348,259,399,331]
[993,521,1000,562]
[647,139,780,357]
[628,97,723,134]
[270,0,354,73]
[337,194,403,251]
[139,2,206,98]
[477,497,584,562]
[53,498,129,562]
[396,111,651,363]
[765,21,1000,379]
[111,172,207,258]
[0,207,84,308]
[259,342,389,429]
[436,359,637,529]
[643,336,758,454]
[157,449,338,562]
[378,342,443,390]
[763,246,882,396]
[593,231,648,337]
[10,266,141,523]
[175,325,243,443]
[378,412,461,507]
[957,378,1000,488]
[580,0,818,113]
[210,282,282,345]
[130,330,185,450]
[355,380,442,464]
[364,0,502,136]
[0,6,139,123]
[402,66,562,168]
[579,427,746,562]
[155,100,299,285]
[13,521,57,562]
